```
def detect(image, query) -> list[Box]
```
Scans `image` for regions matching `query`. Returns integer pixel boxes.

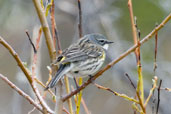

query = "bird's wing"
[58,43,103,64]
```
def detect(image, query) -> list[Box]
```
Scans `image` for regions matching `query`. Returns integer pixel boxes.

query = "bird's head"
[85,33,113,50]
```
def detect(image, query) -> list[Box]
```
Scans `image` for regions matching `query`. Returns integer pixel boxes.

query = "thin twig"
[77,0,83,38]
[62,13,171,102]
[30,27,53,113]
[134,11,145,107]
[132,103,142,114]
[0,36,32,83]
[50,0,61,51]
[152,23,158,114]
[26,30,37,53]
[93,83,139,103]
[160,87,171,91]
[156,80,162,114]
[0,74,45,113]
[34,77,55,97]
[128,0,138,60]
[76,78,83,114]
[144,76,158,107]
[154,24,158,75]
[0,35,53,113]
[63,107,71,114]
[64,76,74,114]
[125,73,136,89]
[28,107,36,114]
[81,98,90,114]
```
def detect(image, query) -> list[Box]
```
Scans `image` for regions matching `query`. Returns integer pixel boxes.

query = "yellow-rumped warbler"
[45,33,113,90]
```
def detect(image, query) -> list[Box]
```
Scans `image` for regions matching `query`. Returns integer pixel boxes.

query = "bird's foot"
[88,75,95,84]
[74,77,80,89]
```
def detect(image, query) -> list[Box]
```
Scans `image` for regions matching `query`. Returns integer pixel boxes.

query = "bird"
[45,33,113,90]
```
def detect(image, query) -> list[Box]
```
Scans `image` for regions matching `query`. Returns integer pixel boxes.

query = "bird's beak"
[106,41,114,44]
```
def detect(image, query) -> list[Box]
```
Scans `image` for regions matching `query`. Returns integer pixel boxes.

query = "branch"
[32,0,56,62]
[0,36,32,84]
[0,74,46,113]
[156,79,162,114]
[62,13,171,102]
[30,28,53,113]
[128,0,138,59]
[144,76,158,107]
[125,73,136,89]
[50,0,61,52]
[26,30,37,53]
[77,0,83,38]
[0,35,53,113]
[94,83,139,103]
[154,24,158,75]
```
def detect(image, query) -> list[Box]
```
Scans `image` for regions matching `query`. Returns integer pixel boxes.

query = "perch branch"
[62,13,171,102]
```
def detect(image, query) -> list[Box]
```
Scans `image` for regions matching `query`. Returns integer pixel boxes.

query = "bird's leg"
[73,77,80,89]
[55,87,57,95]
[88,75,95,84]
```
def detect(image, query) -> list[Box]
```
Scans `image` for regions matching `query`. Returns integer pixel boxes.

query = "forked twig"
[144,76,158,107]
[0,74,46,113]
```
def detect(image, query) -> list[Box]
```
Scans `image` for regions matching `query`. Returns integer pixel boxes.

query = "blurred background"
[0,0,171,114]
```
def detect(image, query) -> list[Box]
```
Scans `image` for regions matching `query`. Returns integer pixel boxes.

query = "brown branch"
[81,98,90,114]
[160,87,171,91]
[0,36,32,84]
[30,27,53,113]
[93,83,138,103]
[156,79,162,114]
[32,0,56,62]
[0,35,53,113]
[77,0,83,38]
[0,74,45,113]
[50,0,61,52]
[128,0,138,60]
[154,24,158,75]
[63,107,71,114]
[26,30,37,53]
[62,13,171,102]
[125,73,136,89]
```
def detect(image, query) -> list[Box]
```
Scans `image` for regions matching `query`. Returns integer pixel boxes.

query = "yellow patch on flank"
[60,56,66,62]
[101,51,106,60]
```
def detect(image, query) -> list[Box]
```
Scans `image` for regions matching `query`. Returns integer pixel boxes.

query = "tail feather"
[44,63,72,90]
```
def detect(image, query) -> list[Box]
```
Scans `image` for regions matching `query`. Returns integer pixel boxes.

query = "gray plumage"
[45,33,113,90]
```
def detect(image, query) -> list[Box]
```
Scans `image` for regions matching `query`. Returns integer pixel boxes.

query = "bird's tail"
[44,63,72,90]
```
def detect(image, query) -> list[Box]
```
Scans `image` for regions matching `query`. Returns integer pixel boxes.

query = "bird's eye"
[99,40,105,44]
[100,40,104,43]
